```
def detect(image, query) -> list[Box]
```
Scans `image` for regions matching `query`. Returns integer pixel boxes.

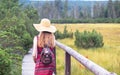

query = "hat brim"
[33,24,56,33]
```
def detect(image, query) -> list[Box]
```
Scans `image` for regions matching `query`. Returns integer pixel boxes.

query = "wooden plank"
[22,48,35,75]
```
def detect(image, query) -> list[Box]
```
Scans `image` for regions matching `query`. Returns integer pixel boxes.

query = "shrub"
[0,49,12,75]
[55,30,64,39]
[63,26,73,38]
[52,18,120,23]
[74,29,104,48]
[0,31,22,48]
[55,26,73,39]
[22,31,32,50]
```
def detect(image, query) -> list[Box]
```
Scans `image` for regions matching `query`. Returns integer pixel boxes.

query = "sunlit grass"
[55,23,120,75]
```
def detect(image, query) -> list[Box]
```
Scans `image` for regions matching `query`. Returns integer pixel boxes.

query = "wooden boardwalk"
[21,41,117,75]
[22,49,35,75]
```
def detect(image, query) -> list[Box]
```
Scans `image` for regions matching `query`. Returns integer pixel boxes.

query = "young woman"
[32,18,56,75]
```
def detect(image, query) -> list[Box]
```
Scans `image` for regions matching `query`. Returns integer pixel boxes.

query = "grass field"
[54,23,120,75]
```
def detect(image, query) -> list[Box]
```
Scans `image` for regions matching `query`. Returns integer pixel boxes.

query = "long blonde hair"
[37,31,55,48]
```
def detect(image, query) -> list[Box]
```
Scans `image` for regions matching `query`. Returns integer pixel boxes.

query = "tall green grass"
[55,24,120,75]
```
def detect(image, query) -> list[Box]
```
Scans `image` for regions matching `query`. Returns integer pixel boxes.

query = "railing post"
[65,52,71,75]
[54,47,57,75]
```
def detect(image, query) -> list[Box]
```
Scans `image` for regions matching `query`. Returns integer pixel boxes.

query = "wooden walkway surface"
[22,49,35,75]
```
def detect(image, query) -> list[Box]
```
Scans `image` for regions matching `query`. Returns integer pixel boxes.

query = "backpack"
[40,46,54,65]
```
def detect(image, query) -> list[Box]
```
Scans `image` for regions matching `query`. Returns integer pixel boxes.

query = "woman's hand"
[33,56,36,63]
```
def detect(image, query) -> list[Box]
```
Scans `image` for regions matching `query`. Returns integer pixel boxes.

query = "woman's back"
[32,18,56,75]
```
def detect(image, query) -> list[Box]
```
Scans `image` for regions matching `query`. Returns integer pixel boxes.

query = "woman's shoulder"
[34,34,41,39]
[34,36,37,39]
[33,36,38,42]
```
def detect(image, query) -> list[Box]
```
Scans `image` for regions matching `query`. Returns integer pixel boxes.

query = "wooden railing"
[55,41,117,75]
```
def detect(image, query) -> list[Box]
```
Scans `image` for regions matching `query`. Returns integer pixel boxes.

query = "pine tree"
[107,0,116,18]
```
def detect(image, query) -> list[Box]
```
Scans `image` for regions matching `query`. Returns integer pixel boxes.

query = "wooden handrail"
[55,41,117,75]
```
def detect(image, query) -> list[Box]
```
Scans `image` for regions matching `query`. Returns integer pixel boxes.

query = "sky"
[83,0,108,1]
[30,0,109,1]
[84,0,108,1]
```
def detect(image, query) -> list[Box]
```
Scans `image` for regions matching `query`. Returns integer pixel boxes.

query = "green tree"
[0,0,39,74]
[54,0,63,19]
[0,49,12,75]
[114,0,120,18]
[107,0,116,18]
[63,0,68,18]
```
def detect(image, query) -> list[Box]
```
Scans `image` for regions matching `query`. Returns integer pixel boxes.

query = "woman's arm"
[32,36,37,63]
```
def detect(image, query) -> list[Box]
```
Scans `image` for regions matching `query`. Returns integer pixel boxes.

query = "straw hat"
[33,18,56,33]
